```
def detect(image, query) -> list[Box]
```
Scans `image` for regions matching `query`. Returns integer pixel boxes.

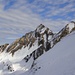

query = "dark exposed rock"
[0,43,9,52]
[11,44,23,56]
[23,22,75,64]
[1,22,75,62]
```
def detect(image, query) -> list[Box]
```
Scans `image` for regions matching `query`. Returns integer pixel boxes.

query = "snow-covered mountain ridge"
[0,21,75,75]
[20,21,75,63]
[0,24,53,55]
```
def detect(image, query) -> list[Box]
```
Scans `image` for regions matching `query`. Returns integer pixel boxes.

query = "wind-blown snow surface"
[24,31,75,75]
[0,31,75,75]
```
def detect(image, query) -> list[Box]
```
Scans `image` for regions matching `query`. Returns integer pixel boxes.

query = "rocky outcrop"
[0,22,75,60]
[24,21,75,64]
[0,43,9,52]
[51,21,75,47]
[0,24,54,56]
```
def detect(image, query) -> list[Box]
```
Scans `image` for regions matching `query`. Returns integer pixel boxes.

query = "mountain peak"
[35,24,45,33]
[0,22,75,56]
[36,24,45,30]
[0,24,53,56]
[0,22,75,75]
[66,21,75,33]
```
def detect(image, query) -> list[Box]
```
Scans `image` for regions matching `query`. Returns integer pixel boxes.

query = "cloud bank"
[0,0,75,44]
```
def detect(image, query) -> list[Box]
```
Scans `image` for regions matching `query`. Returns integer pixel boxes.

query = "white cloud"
[0,0,74,44]
[44,1,75,18]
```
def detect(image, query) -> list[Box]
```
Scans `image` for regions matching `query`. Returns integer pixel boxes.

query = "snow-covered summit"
[0,24,54,57]
[0,21,75,75]
[66,21,75,33]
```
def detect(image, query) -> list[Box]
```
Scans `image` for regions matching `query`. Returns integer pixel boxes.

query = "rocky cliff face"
[24,21,75,63]
[0,21,75,72]
[0,43,9,52]
[0,24,54,56]
[0,22,75,62]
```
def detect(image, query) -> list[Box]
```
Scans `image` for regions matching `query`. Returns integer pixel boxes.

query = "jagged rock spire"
[36,24,45,31]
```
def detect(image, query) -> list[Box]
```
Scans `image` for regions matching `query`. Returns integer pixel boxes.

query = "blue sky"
[0,0,75,44]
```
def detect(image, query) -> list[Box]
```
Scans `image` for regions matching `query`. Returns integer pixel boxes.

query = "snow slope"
[28,31,75,75]
[9,29,75,75]
[3,29,75,75]
[0,22,75,75]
